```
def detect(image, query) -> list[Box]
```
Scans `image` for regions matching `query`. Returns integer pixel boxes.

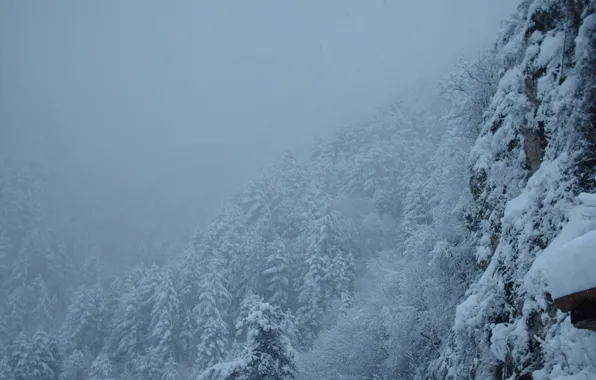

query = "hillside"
[0,0,595,379]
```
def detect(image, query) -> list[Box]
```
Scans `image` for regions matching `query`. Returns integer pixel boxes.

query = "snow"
[576,14,596,62]
[490,322,514,361]
[528,192,596,299]
[536,31,563,68]
[197,357,247,380]
[551,369,596,380]
[504,191,530,221]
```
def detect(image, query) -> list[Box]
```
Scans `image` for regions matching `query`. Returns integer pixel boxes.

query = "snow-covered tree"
[0,356,15,380]
[62,284,105,356]
[241,302,297,380]
[162,356,178,380]
[87,353,114,380]
[149,269,179,362]
[110,265,160,366]
[198,301,296,380]
[295,199,350,346]
[26,328,61,380]
[193,251,231,374]
[262,237,290,311]
[136,349,162,380]
[231,291,262,356]
[178,307,195,362]
[9,333,30,380]
[58,349,87,380]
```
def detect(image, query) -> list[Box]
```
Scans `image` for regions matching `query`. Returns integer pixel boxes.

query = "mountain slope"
[431,1,596,379]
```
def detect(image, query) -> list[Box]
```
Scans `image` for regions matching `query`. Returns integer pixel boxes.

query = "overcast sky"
[0,0,519,259]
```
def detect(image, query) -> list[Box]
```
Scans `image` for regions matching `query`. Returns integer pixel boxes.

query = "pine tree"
[58,349,87,380]
[87,353,113,380]
[136,349,162,380]
[178,307,195,362]
[0,356,15,380]
[162,356,178,380]
[30,274,57,329]
[231,291,262,356]
[193,251,231,374]
[177,247,202,307]
[10,332,30,380]
[62,284,105,356]
[295,249,328,347]
[5,286,28,339]
[199,302,296,380]
[262,237,289,311]
[27,328,60,380]
[295,200,346,346]
[149,269,179,362]
[111,265,159,365]
[242,302,296,380]
[111,300,140,365]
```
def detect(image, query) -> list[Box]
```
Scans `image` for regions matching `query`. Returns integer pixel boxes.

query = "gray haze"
[0,0,518,262]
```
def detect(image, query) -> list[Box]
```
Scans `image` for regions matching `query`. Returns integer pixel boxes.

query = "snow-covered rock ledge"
[527,192,596,325]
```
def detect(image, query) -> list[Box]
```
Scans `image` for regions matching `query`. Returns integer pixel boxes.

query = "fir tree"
[231,291,262,356]
[198,302,296,380]
[58,349,87,380]
[149,269,179,362]
[0,356,15,380]
[161,356,178,380]
[10,332,30,380]
[295,200,346,346]
[30,274,57,328]
[262,237,289,311]
[62,284,105,356]
[27,328,60,380]
[178,307,195,362]
[87,353,113,380]
[242,302,296,380]
[193,251,231,374]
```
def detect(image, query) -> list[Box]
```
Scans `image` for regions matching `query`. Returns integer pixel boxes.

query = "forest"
[1,0,595,379]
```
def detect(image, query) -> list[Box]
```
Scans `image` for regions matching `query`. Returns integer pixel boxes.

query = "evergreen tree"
[87,353,113,380]
[242,302,296,380]
[149,269,179,362]
[111,265,159,366]
[161,356,178,380]
[231,291,262,355]
[136,349,162,380]
[62,284,105,356]
[193,251,231,374]
[295,200,348,346]
[111,299,140,366]
[10,332,30,380]
[199,302,296,380]
[27,328,60,380]
[0,355,15,380]
[58,349,87,380]
[30,274,57,329]
[262,236,289,311]
[178,307,194,362]
[5,286,28,339]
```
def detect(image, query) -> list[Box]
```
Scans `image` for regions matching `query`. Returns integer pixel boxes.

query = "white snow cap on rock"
[528,192,596,299]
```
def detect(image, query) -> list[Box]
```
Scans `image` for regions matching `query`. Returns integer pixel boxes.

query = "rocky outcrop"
[429,1,596,379]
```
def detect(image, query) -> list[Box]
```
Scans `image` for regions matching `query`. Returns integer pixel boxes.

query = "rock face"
[428,1,596,379]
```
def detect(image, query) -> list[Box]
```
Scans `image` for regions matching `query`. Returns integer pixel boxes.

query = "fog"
[0,0,518,263]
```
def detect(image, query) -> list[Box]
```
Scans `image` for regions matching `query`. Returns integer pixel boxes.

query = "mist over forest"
[1,1,596,380]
